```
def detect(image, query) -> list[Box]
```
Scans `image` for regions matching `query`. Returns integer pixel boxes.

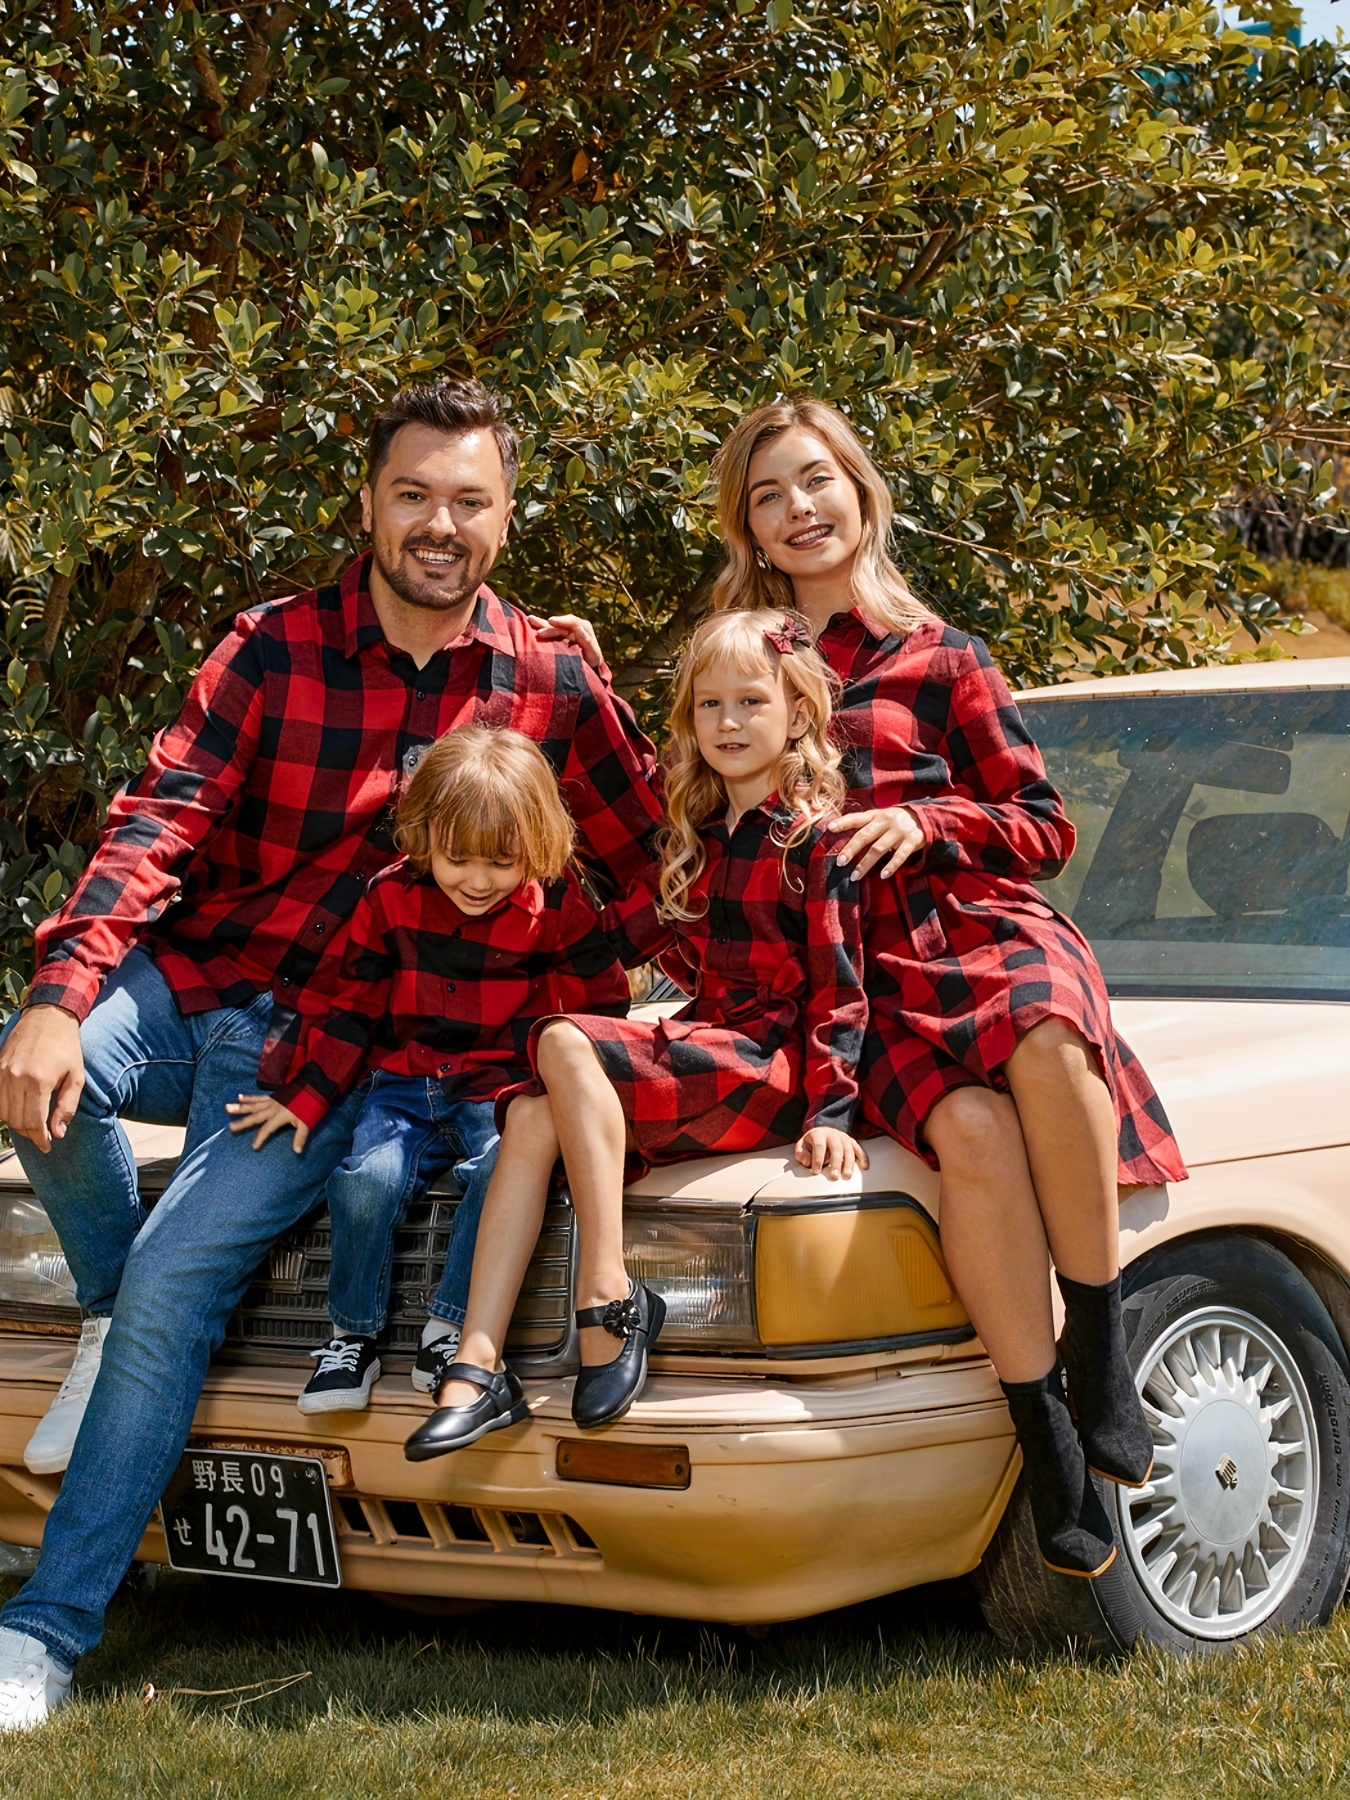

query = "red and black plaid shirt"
[275,862,629,1128]
[604,799,866,1133]
[29,554,662,1023]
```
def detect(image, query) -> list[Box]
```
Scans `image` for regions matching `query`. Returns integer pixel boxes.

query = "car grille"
[334,1495,599,1560]
[225,1178,577,1368]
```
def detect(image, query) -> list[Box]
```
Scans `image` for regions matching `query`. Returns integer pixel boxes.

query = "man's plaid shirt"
[275,863,630,1129]
[29,554,662,1022]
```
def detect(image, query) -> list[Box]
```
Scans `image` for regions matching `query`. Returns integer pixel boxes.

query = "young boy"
[228,726,630,1410]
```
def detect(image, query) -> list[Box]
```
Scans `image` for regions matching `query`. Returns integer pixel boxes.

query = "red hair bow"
[762,616,813,657]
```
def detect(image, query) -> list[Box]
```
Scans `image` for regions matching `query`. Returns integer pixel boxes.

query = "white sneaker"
[0,1629,71,1732]
[24,1316,111,1475]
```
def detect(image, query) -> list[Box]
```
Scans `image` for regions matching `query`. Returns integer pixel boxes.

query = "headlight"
[623,1209,759,1347]
[0,1195,77,1311]
[624,1194,973,1356]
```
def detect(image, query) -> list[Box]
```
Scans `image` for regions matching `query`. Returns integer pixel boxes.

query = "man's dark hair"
[366,378,520,492]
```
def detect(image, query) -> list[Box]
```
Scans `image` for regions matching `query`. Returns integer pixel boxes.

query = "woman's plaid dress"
[818,612,1185,1186]
[519,798,867,1167]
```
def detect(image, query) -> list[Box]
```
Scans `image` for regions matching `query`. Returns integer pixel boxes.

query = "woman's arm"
[841,638,1074,884]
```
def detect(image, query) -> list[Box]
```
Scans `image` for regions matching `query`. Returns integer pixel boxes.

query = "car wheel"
[974,1235,1350,1656]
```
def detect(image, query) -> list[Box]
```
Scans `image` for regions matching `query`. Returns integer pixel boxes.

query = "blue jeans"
[0,948,363,1668]
[327,1071,497,1335]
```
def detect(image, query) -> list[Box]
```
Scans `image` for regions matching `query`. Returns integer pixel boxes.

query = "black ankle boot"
[1000,1365,1117,1578]
[1056,1271,1155,1487]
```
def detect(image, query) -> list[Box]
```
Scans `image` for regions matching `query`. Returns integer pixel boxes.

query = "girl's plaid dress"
[818,612,1185,1187]
[519,799,867,1167]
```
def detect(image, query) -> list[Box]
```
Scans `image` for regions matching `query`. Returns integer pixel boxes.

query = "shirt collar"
[340,551,514,661]
[702,791,793,837]
[444,878,544,926]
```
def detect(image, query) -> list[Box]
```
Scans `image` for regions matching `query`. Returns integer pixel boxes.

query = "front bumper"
[0,1335,1015,1624]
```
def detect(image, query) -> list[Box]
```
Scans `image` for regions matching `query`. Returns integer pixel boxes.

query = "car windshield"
[1020,686,1350,1002]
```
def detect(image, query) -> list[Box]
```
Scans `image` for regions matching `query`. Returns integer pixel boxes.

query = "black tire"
[975,1235,1350,1656]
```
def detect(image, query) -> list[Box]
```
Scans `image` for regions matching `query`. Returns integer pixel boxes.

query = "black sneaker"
[297,1336,381,1413]
[411,1328,462,1394]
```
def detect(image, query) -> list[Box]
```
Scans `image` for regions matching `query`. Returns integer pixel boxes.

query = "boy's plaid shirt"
[604,799,867,1133]
[275,862,630,1129]
[29,554,662,1023]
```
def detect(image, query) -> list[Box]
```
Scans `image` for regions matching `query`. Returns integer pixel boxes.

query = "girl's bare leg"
[1002,1018,1119,1286]
[924,1086,1057,1384]
[435,1095,558,1408]
[535,1021,632,1371]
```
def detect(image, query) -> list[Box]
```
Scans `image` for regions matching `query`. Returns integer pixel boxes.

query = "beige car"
[0,657,1346,1656]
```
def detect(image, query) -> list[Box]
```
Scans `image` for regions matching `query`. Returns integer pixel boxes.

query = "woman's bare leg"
[435,1095,558,1408]
[1002,1018,1119,1286]
[924,1086,1057,1384]
[535,1021,632,1371]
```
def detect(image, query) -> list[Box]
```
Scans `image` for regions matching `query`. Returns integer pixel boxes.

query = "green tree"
[1,0,1347,996]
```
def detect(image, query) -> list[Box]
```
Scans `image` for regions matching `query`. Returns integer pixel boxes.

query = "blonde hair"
[396,726,573,883]
[711,398,936,637]
[658,609,845,920]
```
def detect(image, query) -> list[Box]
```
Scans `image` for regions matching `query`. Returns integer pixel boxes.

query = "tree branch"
[39,571,74,657]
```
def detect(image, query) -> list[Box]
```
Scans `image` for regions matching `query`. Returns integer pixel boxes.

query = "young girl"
[706,397,1188,1579]
[226,726,629,1412]
[404,610,869,1460]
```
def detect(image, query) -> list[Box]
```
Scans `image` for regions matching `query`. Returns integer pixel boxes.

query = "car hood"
[1110,998,1350,1168]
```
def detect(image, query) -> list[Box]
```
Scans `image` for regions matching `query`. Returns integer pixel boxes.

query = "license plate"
[160,1449,341,1588]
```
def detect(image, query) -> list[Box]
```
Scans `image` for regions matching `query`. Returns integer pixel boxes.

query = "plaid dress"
[818,612,1185,1186]
[520,799,867,1167]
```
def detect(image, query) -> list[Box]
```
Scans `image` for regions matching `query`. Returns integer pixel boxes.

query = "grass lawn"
[2,1568,1350,1798]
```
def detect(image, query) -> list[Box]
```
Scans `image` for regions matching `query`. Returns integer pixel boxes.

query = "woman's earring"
[754,547,771,572]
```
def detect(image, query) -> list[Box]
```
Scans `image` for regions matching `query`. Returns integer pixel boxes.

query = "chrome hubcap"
[1121,1306,1317,1639]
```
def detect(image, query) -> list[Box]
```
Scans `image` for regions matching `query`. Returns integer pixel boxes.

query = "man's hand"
[0,1005,85,1155]
[835,805,925,880]
[794,1128,870,1181]
[225,1093,310,1153]
[525,612,607,672]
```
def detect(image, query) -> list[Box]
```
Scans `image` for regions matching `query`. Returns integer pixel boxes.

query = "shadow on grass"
[0,1565,998,1730]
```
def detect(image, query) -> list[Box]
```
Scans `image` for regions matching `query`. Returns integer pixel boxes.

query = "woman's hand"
[835,805,925,880]
[525,612,606,672]
[794,1128,870,1181]
[226,1093,309,1153]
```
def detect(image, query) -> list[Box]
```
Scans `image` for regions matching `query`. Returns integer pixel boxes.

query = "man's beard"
[373,539,487,613]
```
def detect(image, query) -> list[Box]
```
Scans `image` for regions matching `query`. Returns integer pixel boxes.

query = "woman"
[707,398,1186,1579]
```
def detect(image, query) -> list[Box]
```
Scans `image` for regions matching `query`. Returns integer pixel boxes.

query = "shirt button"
[416,689,427,702]
[444,981,457,993]
[440,1063,451,1074]
[281,977,293,988]
[313,922,325,935]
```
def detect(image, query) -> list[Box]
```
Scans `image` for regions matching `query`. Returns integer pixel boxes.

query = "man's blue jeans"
[0,949,362,1668]
[327,1070,497,1335]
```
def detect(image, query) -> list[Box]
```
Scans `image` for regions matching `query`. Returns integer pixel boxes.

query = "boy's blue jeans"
[0,948,364,1669]
[326,1070,498,1335]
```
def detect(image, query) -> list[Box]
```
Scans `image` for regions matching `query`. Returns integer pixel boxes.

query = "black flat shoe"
[403,1361,528,1462]
[1057,1271,1156,1488]
[571,1279,666,1430]
[1001,1364,1117,1578]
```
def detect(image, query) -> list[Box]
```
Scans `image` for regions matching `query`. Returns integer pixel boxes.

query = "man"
[0,379,661,1728]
